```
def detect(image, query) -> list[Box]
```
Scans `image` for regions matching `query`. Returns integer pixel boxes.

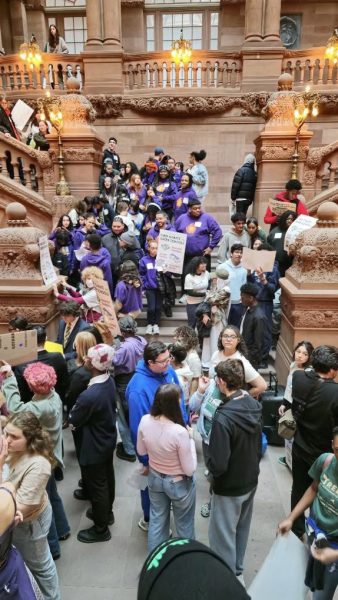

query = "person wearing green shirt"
[278,426,338,600]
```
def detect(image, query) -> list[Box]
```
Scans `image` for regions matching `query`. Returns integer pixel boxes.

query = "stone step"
[137,326,178,343]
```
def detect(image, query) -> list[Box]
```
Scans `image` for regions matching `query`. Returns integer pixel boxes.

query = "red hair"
[23,362,57,395]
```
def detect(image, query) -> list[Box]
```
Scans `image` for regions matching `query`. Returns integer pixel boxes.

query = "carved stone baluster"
[303,59,312,85]
[325,59,332,85]
[148,65,154,88]
[208,64,215,88]
[0,155,9,177]
[8,66,14,91]
[328,162,337,188]
[153,63,158,88]
[23,167,33,189]
[156,63,162,89]
[235,61,242,87]
[200,63,207,88]
[35,171,43,194]
[191,63,197,87]
[13,159,21,184]
[140,65,147,88]
[226,64,232,87]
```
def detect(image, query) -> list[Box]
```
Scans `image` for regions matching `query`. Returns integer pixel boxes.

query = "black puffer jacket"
[231,162,257,203]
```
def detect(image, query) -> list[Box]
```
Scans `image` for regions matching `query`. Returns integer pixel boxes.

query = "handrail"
[0,53,84,95]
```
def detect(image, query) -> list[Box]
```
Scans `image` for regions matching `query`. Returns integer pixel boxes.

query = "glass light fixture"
[19,34,42,69]
[325,28,338,64]
[171,29,192,65]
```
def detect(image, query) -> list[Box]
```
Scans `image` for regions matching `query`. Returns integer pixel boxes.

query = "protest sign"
[38,235,58,286]
[241,247,276,273]
[248,532,309,600]
[11,99,34,131]
[93,277,121,337]
[155,230,187,274]
[284,215,317,251]
[0,330,37,366]
[268,198,296,216]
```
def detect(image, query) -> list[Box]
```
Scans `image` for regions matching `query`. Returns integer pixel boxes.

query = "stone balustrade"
[0,133,54,200]
[282,47,338,88]
[0,54,84,97]
[122,51,242,91]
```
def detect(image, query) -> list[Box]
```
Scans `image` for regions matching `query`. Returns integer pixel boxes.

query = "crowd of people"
[0,133,337,600]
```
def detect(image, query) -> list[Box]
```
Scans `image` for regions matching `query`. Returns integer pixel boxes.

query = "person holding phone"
[278,427,338,599]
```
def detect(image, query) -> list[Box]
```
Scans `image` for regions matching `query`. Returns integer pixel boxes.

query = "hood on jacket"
[134,358,171,381]
[218,393,262,434]
[84,248,110,267]
[124,335,147,353]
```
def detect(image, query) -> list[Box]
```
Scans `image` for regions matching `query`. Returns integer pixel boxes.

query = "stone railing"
[122,51,242,91]
[0,133,55,200]
[303,140,338,209]
[282,47,338,88]
[0,53,84,96]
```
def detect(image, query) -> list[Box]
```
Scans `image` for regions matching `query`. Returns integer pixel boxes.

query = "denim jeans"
[117,406,135,455]
[145,289,162,326]
[46,471,70,557]
[147,468,196,552]
[12,503,61,600]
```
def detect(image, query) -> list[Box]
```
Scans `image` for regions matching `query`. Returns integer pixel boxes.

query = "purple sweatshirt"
[147,223,175,244]
[155,179,177,212]
[139,255,158,290]
[173,186,198,220]
[175,212,222,256]
[113,335,147,375]
[114,281,143,314]
[80,247,113,293]
[142,172,156,186]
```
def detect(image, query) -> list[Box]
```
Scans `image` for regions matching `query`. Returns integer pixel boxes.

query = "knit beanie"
[137,538,250,600]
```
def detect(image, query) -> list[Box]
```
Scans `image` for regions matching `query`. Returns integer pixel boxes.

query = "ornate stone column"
[85,0,103,47]
[9,0,28,50]
[244,0,264,43]
[263,0,282,42]
[102,0,122,48]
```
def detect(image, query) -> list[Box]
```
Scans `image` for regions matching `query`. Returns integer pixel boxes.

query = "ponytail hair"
[190,149,206,162]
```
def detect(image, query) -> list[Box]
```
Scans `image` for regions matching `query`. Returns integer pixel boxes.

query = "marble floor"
[55,429,296,599]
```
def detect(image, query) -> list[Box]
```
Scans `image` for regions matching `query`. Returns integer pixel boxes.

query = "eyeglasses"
[153,355,171,364]
[222,335,238,340]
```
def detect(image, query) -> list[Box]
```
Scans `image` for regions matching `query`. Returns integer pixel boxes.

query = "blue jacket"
[126,359,188,464]
[175,212,222,256]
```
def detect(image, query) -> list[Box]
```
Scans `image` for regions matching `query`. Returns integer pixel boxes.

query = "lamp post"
[49,110,71,197]
[291,87,319,180]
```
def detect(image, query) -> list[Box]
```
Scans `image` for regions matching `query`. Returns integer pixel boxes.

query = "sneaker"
[138,518,149,532]
[178,294,187,305]
[116,442,136,463]
[145,324,153,335]
[200,501,211,518]
[153,324,160,335]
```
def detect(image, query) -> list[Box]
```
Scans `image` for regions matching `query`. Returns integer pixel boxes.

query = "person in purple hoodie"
[80,233,113,295]
[153,165,177,221]
[175,198,222,299]
[142,160,158,186]
[139,241,162,335]
[173,173,198,221]
[112,316,147,463]
[146,210,175,247]
[114,261,143,318]
[73,213,97,250]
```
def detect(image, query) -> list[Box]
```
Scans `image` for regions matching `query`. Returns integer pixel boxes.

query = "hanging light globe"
[325,28,338,64]
[19,34,43,68]
[171,29,192,65]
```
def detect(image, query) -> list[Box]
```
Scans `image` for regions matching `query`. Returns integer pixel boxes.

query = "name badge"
[183,197,189,204]
[104,209,108,215]
[146,263,154,270]
[114,155,118,160]
[195,221,202,227]
[164,183,169,188]
[274,232,282,239]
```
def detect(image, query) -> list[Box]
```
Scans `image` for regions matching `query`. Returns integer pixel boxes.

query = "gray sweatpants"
[208,487,257,575]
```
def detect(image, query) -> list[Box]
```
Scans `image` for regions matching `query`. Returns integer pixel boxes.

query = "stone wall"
[282,1,338,49]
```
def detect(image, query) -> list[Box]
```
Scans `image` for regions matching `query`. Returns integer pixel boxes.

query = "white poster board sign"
[38,235,58,286]
[241,247,276,273]
[284,215,317,251]
[248,532,309,600]
[0,330,37,366]
[155,230,187,274]
[11,99,34,131]
[93,277,121,337]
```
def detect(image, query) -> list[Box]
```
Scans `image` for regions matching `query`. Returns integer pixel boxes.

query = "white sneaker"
[236,574,246,588]
[145,324,153,335]
[153,324,160,335]
[178,294,187,305]
[138,518,149,532]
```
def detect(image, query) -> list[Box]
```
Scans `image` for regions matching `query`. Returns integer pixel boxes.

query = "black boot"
[77,526,111,544]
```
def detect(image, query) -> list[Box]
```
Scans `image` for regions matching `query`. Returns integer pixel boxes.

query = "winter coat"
[231,162,257,203]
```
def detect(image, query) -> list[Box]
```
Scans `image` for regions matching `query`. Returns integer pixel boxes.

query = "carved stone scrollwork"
[291,310,338,328]
[88,96,123,118]
[62,148,97,161]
